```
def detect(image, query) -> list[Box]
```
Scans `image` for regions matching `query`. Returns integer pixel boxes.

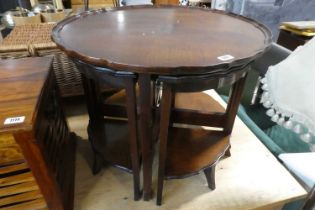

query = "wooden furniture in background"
[0,57,76,210]
[277,29,312,50]
[71,0,115,10]
[154,0,178,5]
[277,22,315,50]
[52,5,272,201]
[0,24,84,98]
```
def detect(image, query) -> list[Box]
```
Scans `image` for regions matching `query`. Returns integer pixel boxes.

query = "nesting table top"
[52,6,272,75]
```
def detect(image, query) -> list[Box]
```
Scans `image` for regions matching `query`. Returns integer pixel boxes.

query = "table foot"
[143,189,153,201]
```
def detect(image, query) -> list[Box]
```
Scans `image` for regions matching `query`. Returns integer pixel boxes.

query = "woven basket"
[13,13,42,26]
[0,23,84,97]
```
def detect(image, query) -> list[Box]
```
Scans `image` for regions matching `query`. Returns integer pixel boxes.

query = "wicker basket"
[0,23,84,97]
[41,11,66,23]
[13,13,42,26]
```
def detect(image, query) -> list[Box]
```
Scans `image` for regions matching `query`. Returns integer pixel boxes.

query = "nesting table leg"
[224,73,248,134]
[138,74,154,201]
[204,165,216,190]
[80,74,104,174]
[80,74,101,121]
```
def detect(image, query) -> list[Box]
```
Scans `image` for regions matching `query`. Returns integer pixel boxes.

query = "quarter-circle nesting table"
[52,5,272,201]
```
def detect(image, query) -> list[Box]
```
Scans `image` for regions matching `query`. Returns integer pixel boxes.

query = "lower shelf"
[88,119,133,173]
[165,127,230,179]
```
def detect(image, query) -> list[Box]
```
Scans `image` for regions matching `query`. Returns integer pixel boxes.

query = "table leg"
[80,74,104,174]
[224,73,248,134]
[138,74,153,201]
[80,74,101,121]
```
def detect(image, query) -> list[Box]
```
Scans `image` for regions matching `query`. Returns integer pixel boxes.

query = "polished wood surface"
[0,57,52,133]
[0,134,23,166]
[72,59,142,200]
[53,6,272,201]
[52,5,271,75]
[165,128,230,178]
[156,71,247,205]
[166,93,229,178]
[0,58,75,210]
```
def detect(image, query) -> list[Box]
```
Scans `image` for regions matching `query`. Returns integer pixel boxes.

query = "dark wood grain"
[138,74,154,200]
[172,92,226,127]
[156,67,250,204]
[88,119,133,172]
[204,165,216,190]
[224,73,248,134]
[52,5,272,75]
[52,6,272,202]
[125,79,141,200]
[156,84,173,206]
[165,128,229,178]
[72,58,142,201]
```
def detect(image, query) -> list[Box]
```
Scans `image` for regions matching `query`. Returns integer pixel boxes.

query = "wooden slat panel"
[0,181,39,197]
[1,198,47,210]
[0,190,43,207]
[0,172,34,187]
[0,162,28,175]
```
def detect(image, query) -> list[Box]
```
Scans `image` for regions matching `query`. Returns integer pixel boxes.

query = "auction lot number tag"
[4,116,25,125]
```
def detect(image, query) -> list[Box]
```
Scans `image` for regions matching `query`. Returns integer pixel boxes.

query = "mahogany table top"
[52,6,272,75]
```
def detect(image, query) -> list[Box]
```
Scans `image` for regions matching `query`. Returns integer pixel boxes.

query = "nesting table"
[71,90,307,209]
[52,5,271,200]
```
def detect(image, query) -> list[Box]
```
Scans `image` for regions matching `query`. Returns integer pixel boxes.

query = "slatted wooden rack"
[0,57,76,210]
[0,134,47,210]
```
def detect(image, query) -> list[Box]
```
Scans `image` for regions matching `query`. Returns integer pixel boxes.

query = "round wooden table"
[52,5,271,200]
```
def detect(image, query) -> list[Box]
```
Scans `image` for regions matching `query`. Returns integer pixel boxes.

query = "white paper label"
[4,116,25,125]
[217,54,234,61]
